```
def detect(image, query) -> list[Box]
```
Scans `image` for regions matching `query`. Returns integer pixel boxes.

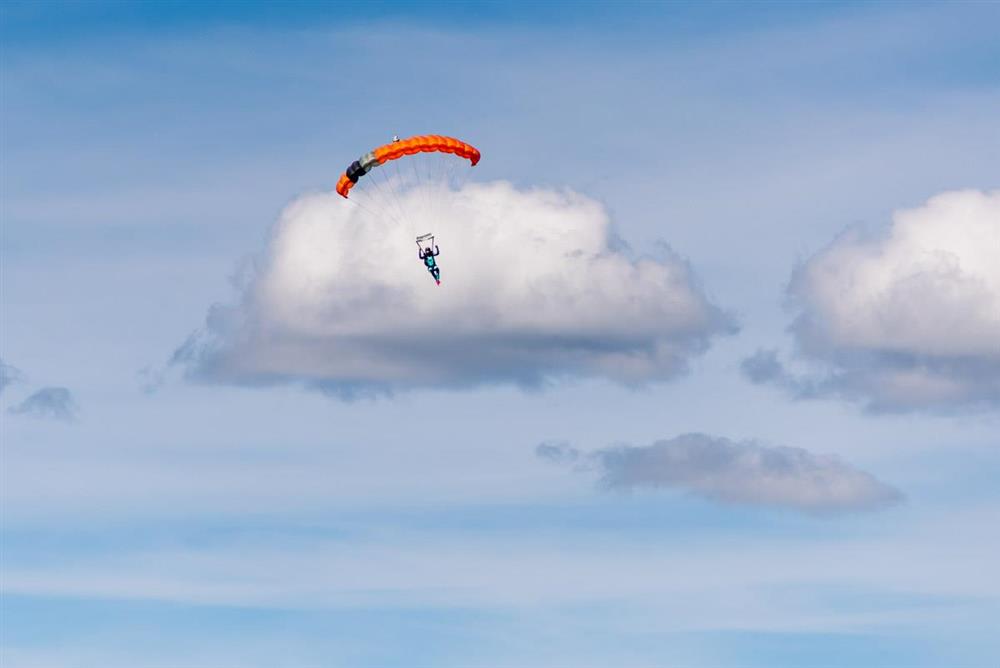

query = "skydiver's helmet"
[425,248,433,255]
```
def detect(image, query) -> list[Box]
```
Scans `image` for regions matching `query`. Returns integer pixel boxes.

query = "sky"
[2,1,999,666]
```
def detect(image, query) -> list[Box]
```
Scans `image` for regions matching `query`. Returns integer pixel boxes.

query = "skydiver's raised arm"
[433,245,440,256]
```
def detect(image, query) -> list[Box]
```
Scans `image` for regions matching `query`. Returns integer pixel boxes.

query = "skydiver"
[419,244,441,285]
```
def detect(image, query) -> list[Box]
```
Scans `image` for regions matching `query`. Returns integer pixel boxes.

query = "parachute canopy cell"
[336,135,481,198]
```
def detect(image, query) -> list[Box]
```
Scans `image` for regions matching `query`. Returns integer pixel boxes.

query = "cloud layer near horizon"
[747,189,1000,412]
[538,433,902,514]
[175,181,735,395]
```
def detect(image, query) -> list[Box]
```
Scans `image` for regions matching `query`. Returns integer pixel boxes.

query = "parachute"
[334,134,481,285]
[335,135,480,199]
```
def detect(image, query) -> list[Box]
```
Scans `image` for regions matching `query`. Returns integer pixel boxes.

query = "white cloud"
[750,189,1000,412]
[793,189,999,358]
[538,434,902,514]
[175,181,734,395]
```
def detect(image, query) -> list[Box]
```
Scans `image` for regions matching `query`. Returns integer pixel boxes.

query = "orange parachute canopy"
[336,135,480,198]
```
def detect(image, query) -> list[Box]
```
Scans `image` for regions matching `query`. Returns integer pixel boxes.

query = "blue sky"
[2,2,999,667]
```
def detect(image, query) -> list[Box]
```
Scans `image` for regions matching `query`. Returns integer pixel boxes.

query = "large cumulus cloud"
[746,189,1000,412]
[175,181,735,395]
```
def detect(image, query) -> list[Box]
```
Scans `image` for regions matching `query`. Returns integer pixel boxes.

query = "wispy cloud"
[8,387,78,421]
[538,433,902,514]
[0,358,24,395]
